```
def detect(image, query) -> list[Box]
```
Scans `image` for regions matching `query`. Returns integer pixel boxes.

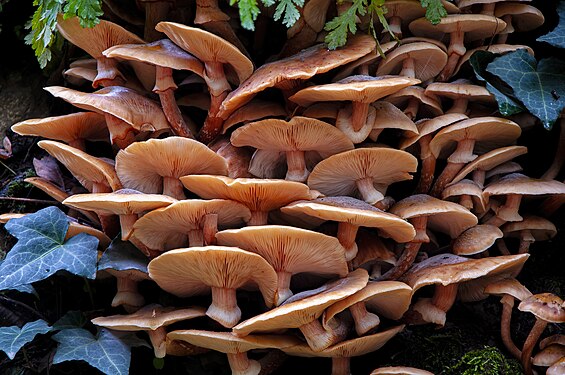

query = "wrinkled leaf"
[0,207,99,291]
[537,1,565,49]
[52,328,132,375]
[469,50,524,116]
[420,0,447,25]
[54,311,87,330]
[487,49,565,130]
[33,156,65,188]
[98,238,148,274]
[0,319,52,359]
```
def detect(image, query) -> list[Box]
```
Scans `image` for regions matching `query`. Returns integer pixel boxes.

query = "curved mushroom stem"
[404,97,420,120]
[188,229,204,247]
[431,284,458,313]
[472,169,486,188]
[542,119,565,180]
[285,150,309,182]
[400,58,416,78]
[352,102,370,132]
[94,57,126,88]
[522,319,548,375]
[416,135,436,193]
[459,195,473,210]
[156,67,194,139]
[331,357,351,375]
[481,3,496,15]
[430,162,466,197]
[337,223,360,262]
[203,213,218,246]
[349,301,380,336]
[208,287,241,328]
[275,271,293,305]
[388,16,402,38]
[148,327,168,358]
[112,277,144,312]
[496,239,511,255]
[299,318,345,352]
[500,295,521,360]
[496,15,513,44]
[356,177,385,204]
[495,194,523,223]
[199,62,231,143]
[447,98,469,114]
[439,30,466,82]
[248,211,269,226]
[104,114,137,149]
[163,176,186,200]
[227,352,261,375]
[119,213,138,241]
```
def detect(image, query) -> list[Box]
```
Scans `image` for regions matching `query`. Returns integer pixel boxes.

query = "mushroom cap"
[148,246,278,307]
[216,225,348,278]
[485,161,523,179]
[180,175,318,212]
[63,190,176,215]
[518,293,565,323]
[483,173,565,198]
[12,112,109,144]
[442,179,487,212]
[218,35,376,119]
[376,43,448,81]
[425,81,495,103]
[495,3,545,33]
[371,367,434,375]
[384,0,460,25]
[390,195,478,238]
[232,268,368,336]
[307,148,417,200]
[384,86,444,118]
[429,117,521,160]
[44,86,169,132]
[37,140,122,191]
[454,45,534,76]
[540,335,565,350]
[332,42,397,82]
[116,137,228,194]
[63,66,97,84]
[400,113,468,150]
[167,330,301,354]
[484,278,532,302]
[133,199,251,251]
[452,225,503,256]
[450,146,528,185]
[401,253,529,293]
[502,216,557,241]
[222,100,288,134]
[280,197,416,243]
[533,345,565,367]
[547,357,565,375]
[56,16,144,59]
[103,39,204,74]
[230,116,354,156]
[282,325,404,358]
[91,304,206,331]
[155,22,253,83]
[371,101,418,137]
[409,15,507,42]
[351,231,397,269]
[456,0,531,8]
[288,75,420,106]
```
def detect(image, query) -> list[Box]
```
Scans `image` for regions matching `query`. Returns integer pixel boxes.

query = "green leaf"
[63,0,102,28]
[0,320,52,360]
[97,238,148,274]
[487,49,565,130]
[231,0,260,31]
[537,1,565,49]
[0,207,99,291]
[273,0,304,28]
[52,328,132,375]
[324,0,368,50]
[469,50,525,116]
[54,311,87,330]
[420,0,447,25]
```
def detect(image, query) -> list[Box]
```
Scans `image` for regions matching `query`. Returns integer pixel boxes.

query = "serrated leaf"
[487,49,565,130]
[0,319,52,360]
[63,0,102,28]
[420,0,447,25]
[97,238,148,273]
[52,328,132,375]
[537,1,565,49]
[232,0,260,31]
[54,311,87,330]
[0,207,99,291]
[273,0,304,28]
[469,50,524,116]
[324,0,367,50]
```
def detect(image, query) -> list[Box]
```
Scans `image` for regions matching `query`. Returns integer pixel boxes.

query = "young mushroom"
[376,42,447,81]
[442,179,488,215]
[425,80,496,115]
[371,367,434,375]
[501,216,557,254]
[452,225,503,257]
[495,3,544,44]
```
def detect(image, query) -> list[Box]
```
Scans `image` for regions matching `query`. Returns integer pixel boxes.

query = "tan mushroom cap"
[307,148,417,204]
[541,335,565,350]
[148,246,277,304]
[222,100,287,133]
[91,304,206,331]
[400,113,468,150]
[425,82,495,103]
[233,268,369,336]
[37,140,122,192]
[12,112,109,145]
[384,87,444,118]
[133,199,251,251]
[63,191,176,215]
[454,45,534,75]
[288,76,420,106]
[351,231,397,269]
[218,34,377,119]
[116,137,228,195]
[371,367,434,375]
[452,225,503,256]
[483,173,565,199]
[456,0,532,9]
[484,278,532,302]
[401,253,529,293]
[548,357,565,375]
[376,43,448,81]
[518,293,565,323]
[533,345,565,367]
[409,15,507,42]
[180,175,318,213]
[390,195,478,238]
[383,0,460,27]
[371,101,419,139]
[495,3,544,33]
[502,216,557,241]
[332,42,397,82]
[155,22,252,83]
[281,197,416,243]
[485,161,523,179]
[429,117,522,160]
[44,86,169,133]
[442,179,487,212]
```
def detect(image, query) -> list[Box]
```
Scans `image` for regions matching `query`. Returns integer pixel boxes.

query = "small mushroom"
[533,345,565,369]
[425,80,496,115]
[371,367,434,375]
[452,225,503,256]
[495,3,544,44]
[376,42,447,81]
[501,216,557,253]
[442,179,487,214]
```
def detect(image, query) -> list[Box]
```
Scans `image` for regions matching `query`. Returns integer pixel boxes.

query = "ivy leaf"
[469,50,525,116]
[230,0,260,30]
[52,328,132,375]
[54,311,87,330]
[487,49,565,130]
[97,238,148,274]
[63,0,102,28]
[324,0,368,50]
[537,1,565,49]
[273,0,304,28]
[0,320,52,360]
[420,0,447,25]
[0,206,99,291]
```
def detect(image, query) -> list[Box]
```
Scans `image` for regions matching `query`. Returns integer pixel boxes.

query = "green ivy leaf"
[0,207,99,291]
[420,0,447,25]
[0,320,52,360]
[487,49,565,130]
[54,311,87,330]
[97,238,148,274]
[324,0,368,50]
[537,1,565,49]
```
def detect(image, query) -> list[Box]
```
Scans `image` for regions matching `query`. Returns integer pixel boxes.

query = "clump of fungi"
[6,1,565,374]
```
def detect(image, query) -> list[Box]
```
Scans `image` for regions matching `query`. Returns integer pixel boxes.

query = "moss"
[444,346,522,375]
[5,168,35,197]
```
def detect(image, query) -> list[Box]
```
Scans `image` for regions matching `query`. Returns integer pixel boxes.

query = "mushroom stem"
[459,194,473,210]
[104,114,137,149]
[349,301,381,336]
[119,213,138,241]
[331,357,351,375]
[481,3,496,15]
[518,239,533,254]
[400,57,416,79]
[496,15,513,44]
[148,327,168,358]
[356,177,384,205]
[299,319,344,352]
[496,239,511,255]
[500,295,521,360]
[208,287,241,328]
[275,271,293,305]
[447,98,469,114]
[285,150,309,182]
[404,97,420,120]
[199,62,230,143]
[430,161,466,197]
[156,67,194,139]
[388,16,402,38]
[188,229,204,247]
[337,222,359,261]
[542,120,565,180]
[112,277,144,312]
[496,194,523,223]
[203,213,218,246]
[248,211,269,226]
[472,169,486,188]
[416,135,436,193]
[432,284,459,312]
[227,352,261,375]
[163,176,186,199]
[94,56,126,88]
[449,138,477,164]
[351,102,370,132]
[522,319,548,375]
[439,29,466,82]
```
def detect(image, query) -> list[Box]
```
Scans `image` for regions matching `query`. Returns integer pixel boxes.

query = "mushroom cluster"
[6,1,565,374]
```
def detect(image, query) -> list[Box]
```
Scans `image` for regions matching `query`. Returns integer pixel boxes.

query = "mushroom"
[91,304,206,358]
[452,225,503,256]
[442,179,487,214]
[453,44,534,76]
[370,367,434,375]
[368,101,419,145]
[548,357,565,375]
[115,137,228,199]
[216,225,348,304]
[221,100,287,135]
[495,3,544,44]
[424,80,496,115]
[518,293,565,375]
[209,137,254,178]
[384,86,443,121]
[351,230,398,278]
[533,345,565,369]
[376,42,448,81]
[148,246,278,328]
[501,216,557,253]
